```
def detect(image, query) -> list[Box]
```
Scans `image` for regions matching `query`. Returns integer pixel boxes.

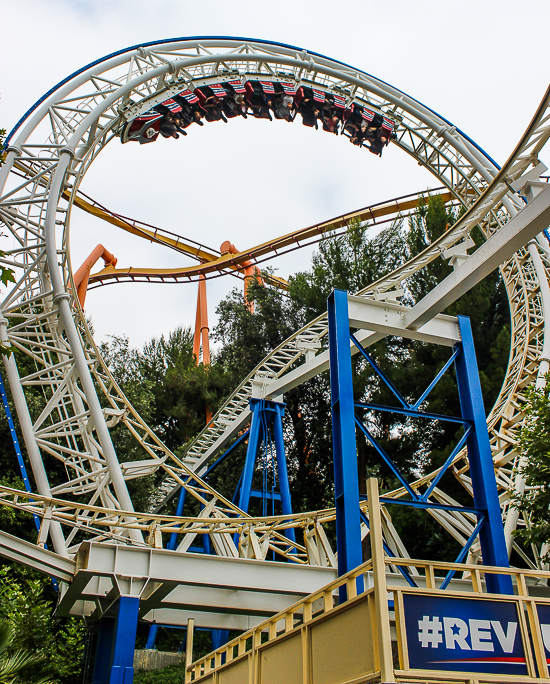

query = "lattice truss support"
[0,39,549,565]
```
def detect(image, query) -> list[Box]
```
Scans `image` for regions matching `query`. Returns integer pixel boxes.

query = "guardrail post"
[367,477,395,683]
[185,617,194,682]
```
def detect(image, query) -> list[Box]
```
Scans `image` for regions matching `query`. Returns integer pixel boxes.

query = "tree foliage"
[208,195,510,558]
[0,569,84,683]
[0,621,54,684]
[133,663,186,684]
[511,382,550,559]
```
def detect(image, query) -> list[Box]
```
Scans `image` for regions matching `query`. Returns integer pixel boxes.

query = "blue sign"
[403,593,527,675]
[537,603,550,665]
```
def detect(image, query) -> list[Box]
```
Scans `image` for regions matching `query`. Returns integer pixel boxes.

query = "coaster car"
[120,80,397,155]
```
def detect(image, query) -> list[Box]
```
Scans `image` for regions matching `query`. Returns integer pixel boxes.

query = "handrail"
[185,552,550,681]
[185,557,375,681]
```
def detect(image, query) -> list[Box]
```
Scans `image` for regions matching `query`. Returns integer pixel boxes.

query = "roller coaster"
[1,37,550,683]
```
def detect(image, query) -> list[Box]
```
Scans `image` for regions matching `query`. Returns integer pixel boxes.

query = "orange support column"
[243,264,262,313]
[193,275,210,366]
[192,275,212,423]
[73,244,117,308]
[220,240,263,313]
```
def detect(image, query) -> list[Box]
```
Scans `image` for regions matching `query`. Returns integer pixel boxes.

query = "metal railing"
[185,479,550,683]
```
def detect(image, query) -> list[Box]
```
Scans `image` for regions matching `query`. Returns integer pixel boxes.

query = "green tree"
[102,328,231,454]
[0,569,84,683]
[99,329,233,514]
[210,196,510,560]
[0,621,54,684]
[139,328,230,450]
[511,382,550,560]
[133,663,186,684]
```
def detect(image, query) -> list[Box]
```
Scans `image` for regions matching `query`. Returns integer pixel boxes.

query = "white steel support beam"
[142,609,263,631]
[503,238,550,554]
[347,295,460,345]
[261,304,459,404]
[55,541,337,625]
[0,529,75,581]
[0,315,68,557]
[405,185,550,331]
[45,153,143,544]
[138,583,311,622]
[76,541,336,594]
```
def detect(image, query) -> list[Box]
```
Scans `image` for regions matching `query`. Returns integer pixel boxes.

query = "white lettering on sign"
[443,617,470,650]
[418,617,518,652]
[540,624,550,651]
[418,616,443,648]
[491,620,517,653]
[470,619,494,651]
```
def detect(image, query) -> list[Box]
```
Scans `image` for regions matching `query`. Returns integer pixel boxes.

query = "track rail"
[0,38,549,568]
[84,190,453,287]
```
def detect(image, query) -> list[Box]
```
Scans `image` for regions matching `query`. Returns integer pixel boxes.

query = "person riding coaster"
[269,82,297,122]
[222,90,248,119]
[245,81,273,120]
[120,89,204,143]
[295,87,321,129]
[120,81,396,153]
[366,116,394,156]
[195,85,229,123]
[171,92,205,128]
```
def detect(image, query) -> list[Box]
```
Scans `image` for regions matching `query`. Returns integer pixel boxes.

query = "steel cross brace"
[237,398,294,543]
[327,288,513,594]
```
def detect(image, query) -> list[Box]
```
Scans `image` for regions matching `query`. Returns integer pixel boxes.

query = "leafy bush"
[0,568,84,683]
[134,664,187,684]
[512,382,550,560]
[0,621,54,684]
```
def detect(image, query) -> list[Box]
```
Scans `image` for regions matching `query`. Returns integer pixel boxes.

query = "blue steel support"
[92,617,115,684]
[238,401,262,513]
[272,402,295,543]
[0,372,34,497]
[238,401,292,509]
[237,398,295,544]
[144,624,158,651]
[327,289,363,579]
[168,487,188,550]
[110,596,140,684]
[92,597,139,684]
[211,629,230,652]
[454,315,513,594]
[327,291,511,597]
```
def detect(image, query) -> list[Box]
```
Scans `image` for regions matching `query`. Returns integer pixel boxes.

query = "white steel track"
[0,38,549,570]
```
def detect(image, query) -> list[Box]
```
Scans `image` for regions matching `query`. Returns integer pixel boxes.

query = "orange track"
[78,189,453,290]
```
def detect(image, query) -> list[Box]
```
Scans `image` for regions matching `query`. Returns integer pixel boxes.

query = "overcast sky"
[1,0,549,351]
